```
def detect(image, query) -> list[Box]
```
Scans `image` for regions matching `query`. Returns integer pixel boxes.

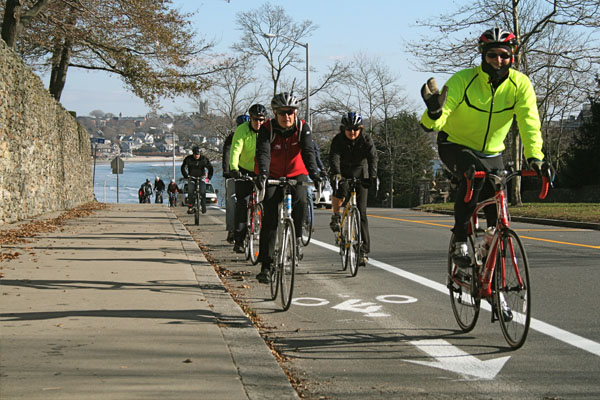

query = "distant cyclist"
[328,112,378,266]
[254,93,321,283]
[154,176,165,203]
[230,105,267,253]
[140,179,152,203]
[167,179,179,207]
[181,146,214,214]
[420,27,549,268]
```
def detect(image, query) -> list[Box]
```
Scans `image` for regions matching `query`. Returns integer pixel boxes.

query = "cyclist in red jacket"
[254,92,321,283]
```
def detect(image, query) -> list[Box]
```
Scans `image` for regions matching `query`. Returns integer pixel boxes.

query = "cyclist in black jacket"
[329,112,378,266]
[181,146,214,214]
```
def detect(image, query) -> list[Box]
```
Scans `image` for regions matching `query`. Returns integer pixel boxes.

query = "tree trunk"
[49,39,72,101]
[1,0,24,48]
[511,0,523,206]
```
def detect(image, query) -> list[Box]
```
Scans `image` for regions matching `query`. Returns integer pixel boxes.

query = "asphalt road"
[177,204,600,399]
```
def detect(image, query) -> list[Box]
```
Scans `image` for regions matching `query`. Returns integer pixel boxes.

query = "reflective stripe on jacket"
[420,65,544,160]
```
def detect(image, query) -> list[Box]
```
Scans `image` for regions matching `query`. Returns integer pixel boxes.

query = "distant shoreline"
[92,156,185,164]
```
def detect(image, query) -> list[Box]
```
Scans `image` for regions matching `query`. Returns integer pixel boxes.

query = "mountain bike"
[236,175,262,265]
[447,165,550,349]
[334,177,363,277]
[266,178,315,311]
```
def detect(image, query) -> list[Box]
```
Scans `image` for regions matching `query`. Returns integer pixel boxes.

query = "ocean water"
[92,160,225,205]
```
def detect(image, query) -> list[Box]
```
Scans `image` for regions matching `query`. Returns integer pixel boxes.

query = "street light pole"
[263,33,310,126]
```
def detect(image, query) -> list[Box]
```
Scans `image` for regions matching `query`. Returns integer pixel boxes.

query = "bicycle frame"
[464,169,549,299]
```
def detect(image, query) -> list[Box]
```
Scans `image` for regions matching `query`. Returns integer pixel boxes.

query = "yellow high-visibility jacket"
[420,65,544,160]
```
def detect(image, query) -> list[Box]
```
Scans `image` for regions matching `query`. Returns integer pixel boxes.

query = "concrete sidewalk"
[0,204,297,399]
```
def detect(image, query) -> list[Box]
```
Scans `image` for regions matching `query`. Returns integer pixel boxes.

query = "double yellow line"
[368,214,600,250]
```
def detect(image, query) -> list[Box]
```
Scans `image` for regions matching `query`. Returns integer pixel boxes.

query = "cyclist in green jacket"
[229,104,268,253]
[420,27,550,268]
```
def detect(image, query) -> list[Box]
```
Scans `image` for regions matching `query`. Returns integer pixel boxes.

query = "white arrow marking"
[404,339,510,380]
[332,299,390,317]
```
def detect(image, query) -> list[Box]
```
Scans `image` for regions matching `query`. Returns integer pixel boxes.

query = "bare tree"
[232,1,348,120]
[407,0,600,205]
[197,56,263,140]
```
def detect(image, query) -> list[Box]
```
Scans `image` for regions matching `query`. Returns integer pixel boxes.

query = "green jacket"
[229,121,257,172]
[420,65,544,160]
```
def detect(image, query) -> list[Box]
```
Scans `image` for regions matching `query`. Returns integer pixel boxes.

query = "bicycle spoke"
[495,229,531,349]
[280,219,296,311]
[448,234,480,332]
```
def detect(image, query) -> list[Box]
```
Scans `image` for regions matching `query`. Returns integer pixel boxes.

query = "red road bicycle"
[447,165,550,349]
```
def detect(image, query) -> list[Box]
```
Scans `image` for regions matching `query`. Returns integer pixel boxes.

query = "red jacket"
[255,119,318,178]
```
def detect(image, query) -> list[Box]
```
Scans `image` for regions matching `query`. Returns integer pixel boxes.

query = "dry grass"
[418,203,600,223]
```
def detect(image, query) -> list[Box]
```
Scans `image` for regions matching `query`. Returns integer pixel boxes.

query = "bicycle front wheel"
[279,218,296,311]
[194,193,200,225]
[448,234,480,332]
[495,228,531,349]
[347,207,361,277]
[301,200,313,246]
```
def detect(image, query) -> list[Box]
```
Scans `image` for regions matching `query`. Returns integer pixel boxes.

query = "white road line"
[310,238,600,357]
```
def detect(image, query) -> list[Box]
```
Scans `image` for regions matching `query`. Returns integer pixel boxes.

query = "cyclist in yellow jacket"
[229,104,267,253]
[420,27,550,268]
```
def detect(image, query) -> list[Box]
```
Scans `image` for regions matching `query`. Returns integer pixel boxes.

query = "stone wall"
[0,40,93,224]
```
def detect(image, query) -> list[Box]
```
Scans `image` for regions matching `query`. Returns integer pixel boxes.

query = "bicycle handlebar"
[463,167,550,203]
[261,177,319,204]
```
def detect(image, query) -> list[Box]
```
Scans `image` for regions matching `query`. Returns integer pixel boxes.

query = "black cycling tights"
[438,139,504,242]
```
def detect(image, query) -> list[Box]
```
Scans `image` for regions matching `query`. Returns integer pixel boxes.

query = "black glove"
[370,176,378,190]
[421,77,448,120]
[223,172,231,179]
[319,170,328,179]
[310,173,322,188]
[256,174,267,191]
[230,169,241,179]
[361,178,372,188]
[182,174,188,180]
[527,158,551,178]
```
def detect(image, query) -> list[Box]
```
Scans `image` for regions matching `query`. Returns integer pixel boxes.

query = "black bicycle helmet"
[270,92,299,110]
[235,114,250,126]
[192,146,201,155]
[341,112,363,128]
[478,27,517,53]
[248,104,268,118]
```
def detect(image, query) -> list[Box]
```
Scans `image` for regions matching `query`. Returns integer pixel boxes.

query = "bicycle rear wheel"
[495,228,531,349]
[248,204,262,265]
[347,207,361,277]
[301,200,313,246]
[447,234,480,332]
[194,192,200,225]
[279,218,296,311]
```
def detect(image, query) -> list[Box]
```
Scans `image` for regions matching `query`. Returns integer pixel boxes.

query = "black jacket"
[222,132,234,177]
[329,132,377,179]
[154,179,165,192]
[181,154,214,179]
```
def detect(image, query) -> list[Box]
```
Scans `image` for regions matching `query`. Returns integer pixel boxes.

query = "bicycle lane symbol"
[292,294,418,318]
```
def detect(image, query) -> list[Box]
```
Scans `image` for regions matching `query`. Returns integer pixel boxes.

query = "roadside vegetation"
[417,203,600,224]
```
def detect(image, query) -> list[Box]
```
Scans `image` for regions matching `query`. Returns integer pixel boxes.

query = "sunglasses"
[251,117,265,123]
[277,109,296,116]
[345,126,361,131]
[486,51,511,60]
